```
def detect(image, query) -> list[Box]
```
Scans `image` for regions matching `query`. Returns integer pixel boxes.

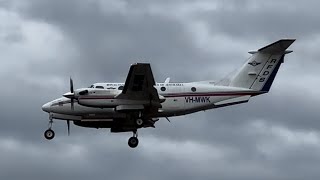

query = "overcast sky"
[1,0,320,179]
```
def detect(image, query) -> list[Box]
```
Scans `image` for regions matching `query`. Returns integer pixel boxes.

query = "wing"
[117,63,161,108]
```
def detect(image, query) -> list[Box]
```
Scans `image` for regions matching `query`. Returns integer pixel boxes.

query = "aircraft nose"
[42,102,51,113]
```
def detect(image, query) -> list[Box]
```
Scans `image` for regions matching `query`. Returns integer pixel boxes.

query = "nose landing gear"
[128,130,139,148]
[44,115,55,140]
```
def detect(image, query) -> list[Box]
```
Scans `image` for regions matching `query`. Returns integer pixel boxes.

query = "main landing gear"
[44,115,55,140]
[128,130,139,148]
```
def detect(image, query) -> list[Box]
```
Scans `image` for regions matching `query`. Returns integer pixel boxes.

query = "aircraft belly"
[73,120,114,128]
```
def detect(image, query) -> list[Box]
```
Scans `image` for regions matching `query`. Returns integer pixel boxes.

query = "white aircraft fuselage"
[43,83,260,119]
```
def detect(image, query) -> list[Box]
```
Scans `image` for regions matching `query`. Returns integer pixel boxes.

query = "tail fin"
[229,39,295,92]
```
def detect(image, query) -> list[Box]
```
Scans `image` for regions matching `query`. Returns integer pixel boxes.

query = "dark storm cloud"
[20,0,215,83]
[1,0,320,180]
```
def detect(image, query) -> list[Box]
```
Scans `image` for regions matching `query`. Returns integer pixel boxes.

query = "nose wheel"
[128,130,139,148]
[44,129,55,140]
[44,115,55,140]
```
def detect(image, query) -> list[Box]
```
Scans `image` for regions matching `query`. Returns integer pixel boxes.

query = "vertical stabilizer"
[229,39,295,92]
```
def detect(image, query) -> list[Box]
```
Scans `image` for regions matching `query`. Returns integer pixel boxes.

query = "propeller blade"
[71,98,74,111]
[70,77,74,93]
[68,77,75,111]
[67,120,70,136]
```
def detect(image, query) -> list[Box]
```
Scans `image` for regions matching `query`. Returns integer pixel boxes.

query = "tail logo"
[258,58,278,83]
[248,61,261,66]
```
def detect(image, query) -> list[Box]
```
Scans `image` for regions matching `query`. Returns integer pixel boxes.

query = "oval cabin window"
[191,87,196,92]
[160,87,166,91]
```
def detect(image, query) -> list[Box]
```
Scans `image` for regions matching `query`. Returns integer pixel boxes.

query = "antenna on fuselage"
[164,77,170,84]
[165,117,171,123]
[67,120,70,136]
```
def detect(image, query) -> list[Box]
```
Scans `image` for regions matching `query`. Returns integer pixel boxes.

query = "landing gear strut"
[128,130,139,148]
[44,115,55,140]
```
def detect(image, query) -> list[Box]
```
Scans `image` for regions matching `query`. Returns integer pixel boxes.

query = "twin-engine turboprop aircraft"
[42,39,295,148]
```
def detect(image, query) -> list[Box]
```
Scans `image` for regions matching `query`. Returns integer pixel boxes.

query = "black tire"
[44,129,55,140]
[128,137,139,148]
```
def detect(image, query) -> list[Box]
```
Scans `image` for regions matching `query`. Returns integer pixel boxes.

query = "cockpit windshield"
[88,85,94,88]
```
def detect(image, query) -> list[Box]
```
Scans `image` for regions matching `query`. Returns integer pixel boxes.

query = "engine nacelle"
[77,89,119,108]
[77,89,166,108]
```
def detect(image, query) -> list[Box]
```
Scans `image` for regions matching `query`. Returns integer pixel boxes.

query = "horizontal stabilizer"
[249,50,293,54]
[258,39,295,53]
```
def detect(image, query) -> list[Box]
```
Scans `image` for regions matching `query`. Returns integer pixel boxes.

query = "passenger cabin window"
[118,86,124,90]
[160,87,166,91]
[95,86,104,89]
[191,87,196,92]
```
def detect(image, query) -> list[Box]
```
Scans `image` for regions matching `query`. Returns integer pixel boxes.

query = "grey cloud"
[0,0,320,180]
[198,0,320,41]
[19,0,220,82]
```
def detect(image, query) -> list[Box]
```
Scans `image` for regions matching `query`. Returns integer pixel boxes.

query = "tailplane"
[228,39,295,92]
